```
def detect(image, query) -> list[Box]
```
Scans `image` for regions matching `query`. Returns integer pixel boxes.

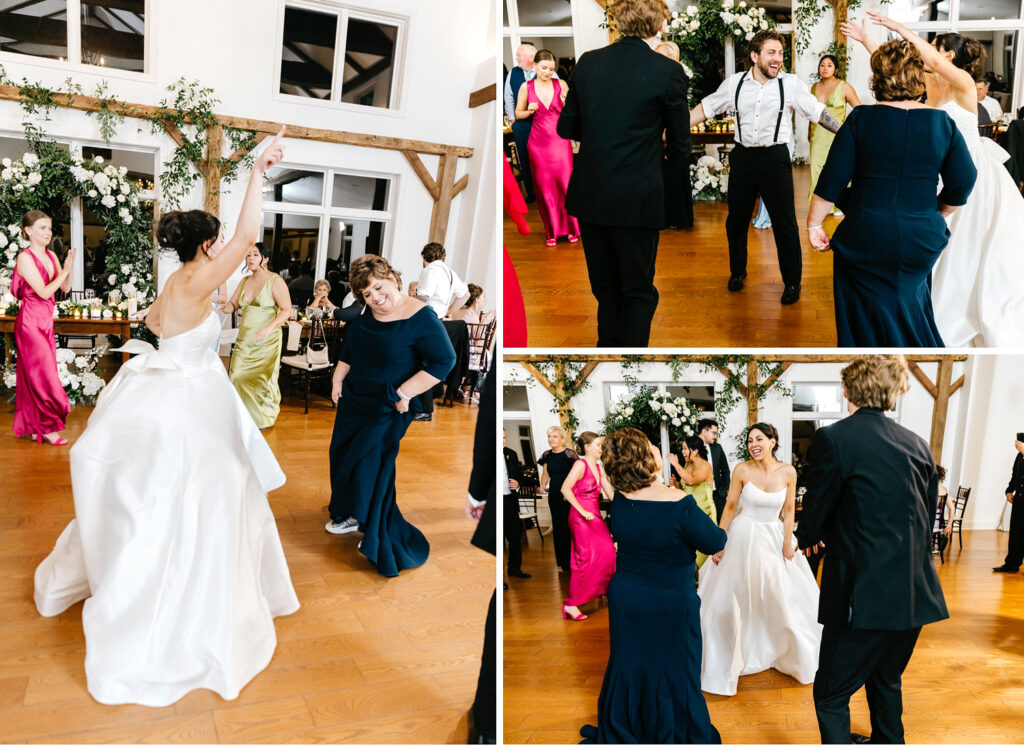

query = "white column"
[725,36,736,78]
[70,197,84,291]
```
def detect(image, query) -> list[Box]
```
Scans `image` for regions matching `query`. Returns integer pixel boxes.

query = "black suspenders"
[734,72,786,146]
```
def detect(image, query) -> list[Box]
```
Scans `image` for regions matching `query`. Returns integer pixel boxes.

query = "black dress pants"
[725,144,802,288]
[471,591,496,739]
[547,490,572,572]
[577,221,660,347]
[504,493,524,573]
[512,120,535,201]
[813,626,922,744]
[1003,495,1024,569]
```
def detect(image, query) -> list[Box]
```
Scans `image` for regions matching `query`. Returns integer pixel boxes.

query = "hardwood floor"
[505,165,844,348]
[0,386,494,743]
[503,529,1024,744]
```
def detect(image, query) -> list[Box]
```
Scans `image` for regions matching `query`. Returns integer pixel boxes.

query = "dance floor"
[505,165,844,348]
[0,385,493,743]
[503,529,1024,743]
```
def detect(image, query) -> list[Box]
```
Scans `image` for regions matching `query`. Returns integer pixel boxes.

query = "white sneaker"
[325,518,359,535]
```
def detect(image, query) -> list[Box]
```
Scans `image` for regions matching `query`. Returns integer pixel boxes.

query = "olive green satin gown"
[229,276,282,429]
[683,475,717,569]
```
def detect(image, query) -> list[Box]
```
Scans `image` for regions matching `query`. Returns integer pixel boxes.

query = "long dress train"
[229,275,283,428]
[526,79,580,242]
[34,312,299,706]
[697,482,822,695]
[11,249,69,437]
[564,461,616,607]
[930,101,1024,347]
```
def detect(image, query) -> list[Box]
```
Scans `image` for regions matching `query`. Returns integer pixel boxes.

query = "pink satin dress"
[565,460,617,607]
[526,79,580,242]
[12,250,70,437]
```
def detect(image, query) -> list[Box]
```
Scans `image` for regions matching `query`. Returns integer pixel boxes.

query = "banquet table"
[0,315,138,364]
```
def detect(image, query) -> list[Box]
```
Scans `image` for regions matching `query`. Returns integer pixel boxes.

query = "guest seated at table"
[287,261,314,308]
[451,284,496,325]
[306,279,335,316]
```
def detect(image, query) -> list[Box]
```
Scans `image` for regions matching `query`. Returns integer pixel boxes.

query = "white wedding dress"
[931,100,1024,347]
[34,312,300,707]
[697,482,822,695]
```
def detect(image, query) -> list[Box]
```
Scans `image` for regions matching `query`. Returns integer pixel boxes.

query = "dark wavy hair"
[157,210,221,263]
[602,428,658,493]
[747,422,781,459]
[818,54,840,77]
[683,435,708,461]
[934,33,986,79]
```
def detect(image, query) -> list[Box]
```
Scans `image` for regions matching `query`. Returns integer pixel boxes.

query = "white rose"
[624,407,633,416]
[650,400,661,411]
[734,28,742,35]
[739,1,746,6]
[101,195,116,208]
[746,31,754,40]
[124,214,133,224]
[27,172,41,185]
[108,274,117,285]
[1,158,9,167]
[0,235,6,249]
[94,155,104,164]
[74,355,89,368]
[3,370,15,388]
[760,20,768,29]
[672,418,682,426]
[22,153,39,167]
[56,348,76,364]
[684,426,693,435]
[87,189,97,198]
[116,194,125,203]
[119,166,127,177]
[687,4,697,13]
[120,182,130,194]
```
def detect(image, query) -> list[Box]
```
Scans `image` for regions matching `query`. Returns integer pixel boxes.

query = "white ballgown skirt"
[34,313,300,706]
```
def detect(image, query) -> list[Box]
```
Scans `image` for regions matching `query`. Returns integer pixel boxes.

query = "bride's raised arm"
[191,126,287,298]
[866,12,977,113]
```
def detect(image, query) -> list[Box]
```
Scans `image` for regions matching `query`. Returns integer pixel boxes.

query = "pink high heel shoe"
[545,238,557,247]
[568,234,579,244]
[32,434,68,446]
[562,604,588,622]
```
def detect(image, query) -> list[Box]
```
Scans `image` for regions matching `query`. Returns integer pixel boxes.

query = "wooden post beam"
[908,360,939,399]
[202,123,223,217]
[746,360,759,427]
[452,173,470,198]
[520,362,556,399]
[402,150,440,201]
[929,358,954,464]
[428,153,459,244]
[468,84,496,108]
[225,131,269,165]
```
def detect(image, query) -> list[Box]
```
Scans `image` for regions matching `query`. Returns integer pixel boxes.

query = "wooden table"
[692,131,737,146]
[0,315,139,363]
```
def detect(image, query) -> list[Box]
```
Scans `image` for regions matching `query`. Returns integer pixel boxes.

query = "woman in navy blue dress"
[807,40,977,347]
[581,428,726,744]
[325,255,455,577]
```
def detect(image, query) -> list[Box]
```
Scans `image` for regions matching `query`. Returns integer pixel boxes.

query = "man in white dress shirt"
[417,242,470,319]
[977,80,1003,123]
[690,30,840,305]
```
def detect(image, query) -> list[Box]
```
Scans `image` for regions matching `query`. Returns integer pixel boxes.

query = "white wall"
[0,0,494,299]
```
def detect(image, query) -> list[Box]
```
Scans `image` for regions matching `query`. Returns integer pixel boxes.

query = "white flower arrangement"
[1,344,108,405]
[690,155,729,201]
[602,386,704,447]
[668,5,702,38]
[720,0,771,41]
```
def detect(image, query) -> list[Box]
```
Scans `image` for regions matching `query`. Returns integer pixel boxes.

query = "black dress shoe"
[993,564,1020,573]
[509,569,532,578]
[412,413,432,422]
[850,733,871,744]
[781,285,800,304]
[467,708,496,744]
[727,273,747,291]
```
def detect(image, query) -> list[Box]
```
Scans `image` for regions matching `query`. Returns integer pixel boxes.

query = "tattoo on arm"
[818,109,841,134]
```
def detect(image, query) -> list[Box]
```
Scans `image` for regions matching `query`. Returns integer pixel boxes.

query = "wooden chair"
[517,483,544,545]
[978,123,999,140]
[280,318,344,413]
[455,319,496,404]
[948,486,971,551]
[931,492,949,563]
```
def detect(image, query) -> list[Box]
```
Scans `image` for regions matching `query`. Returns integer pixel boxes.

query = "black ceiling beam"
[344,19,394,58]
[280,60,332,90]
[342,56,392,93]
[283,8,337,49]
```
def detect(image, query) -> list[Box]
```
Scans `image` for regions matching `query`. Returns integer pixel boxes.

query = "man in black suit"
[796,356,948,745]
[698,418,731,523]
[993,438,1024,573]
[467,371,496,744]
[503,430,531,580]
[557,0,690,347]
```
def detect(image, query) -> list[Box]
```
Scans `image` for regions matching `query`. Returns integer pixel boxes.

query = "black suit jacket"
[470,370,496,556]
[504,447,524,485]
[708,442,730,501]
[1007,452,1024,496]
[557,37,690,229]
[796,408,948,630]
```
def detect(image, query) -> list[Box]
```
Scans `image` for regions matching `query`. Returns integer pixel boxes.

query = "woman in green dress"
[668,435,717,569]
[808,54,861,208]
[220,242,291,428]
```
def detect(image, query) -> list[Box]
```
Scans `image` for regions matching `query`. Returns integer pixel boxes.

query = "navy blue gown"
[328,305,455,577]
[581,493,727,744]
[814,105,977,347]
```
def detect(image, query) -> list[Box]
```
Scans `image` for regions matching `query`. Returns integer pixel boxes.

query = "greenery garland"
[699,355,792,431]
[534,358,593,437]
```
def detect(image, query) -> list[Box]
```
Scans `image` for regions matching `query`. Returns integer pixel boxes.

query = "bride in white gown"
[34,127,300,707]
[698,423,822,696]
[845,14,1024,347]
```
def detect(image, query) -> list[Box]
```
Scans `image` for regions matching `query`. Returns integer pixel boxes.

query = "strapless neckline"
[743,482,786,496]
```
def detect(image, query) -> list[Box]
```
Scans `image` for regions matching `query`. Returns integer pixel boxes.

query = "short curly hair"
[421,242,446,263]
[870,40,926,102]
[607,0,670,39]
[602,428,659,494]
[841,355,910,410]
[348,254,402,306]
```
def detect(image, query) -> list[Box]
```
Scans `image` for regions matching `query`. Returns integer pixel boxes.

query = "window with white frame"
[503,0,578,110]
[0,133,156,297]
[277,2,405,110]
[0,0,147,73]
[260,163,392,302]
[790,382,847,483]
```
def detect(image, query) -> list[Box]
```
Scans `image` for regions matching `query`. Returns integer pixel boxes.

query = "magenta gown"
[11,250,69,438]
[526,79,580,242]
[565,460,617,607]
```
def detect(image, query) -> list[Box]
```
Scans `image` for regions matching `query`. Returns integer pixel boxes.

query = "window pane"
[80,0,144,72]
[665,384,715,412]
[331,172,389,210]
[0,134,69,161]
[340,18,397,108]
[886,0,949,23]
[504,384,529,410]
[280,6,336,99]
[516,0,572,26]
[0,0,68,61]
[262,213,320,300]
[327,217,384,273]
[958,0,1021,21]
[973,29,1018,118]
[503,0,510,27]
[792,384,843,413]
[81,145,155,189]
[262,166,324,205]
[518,35,575,77]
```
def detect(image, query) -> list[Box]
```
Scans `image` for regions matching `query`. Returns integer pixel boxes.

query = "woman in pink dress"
[560,431,617,621]
[11,210,74,445]
[514,49,580,247]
